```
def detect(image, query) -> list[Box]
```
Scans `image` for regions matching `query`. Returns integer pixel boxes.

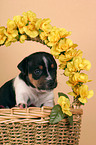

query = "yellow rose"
[23,23,39,38]
[68,84,94,103]
[4,19,18,47]
[7,19,17,33]
[59,49,83,74]
[35,18,42,30]
[50,39,77,58]
[4,32,18,47]
[0,26,7,44]
[68,85,81,98]
[59,48,77,63]
[5,19,18,39]
[59,62,67,69]
[50,40,73,59]
[23,11,37,23]
[73,56,83,71]
[50,45,60,58]
[39,31,48,41]
[4,30,18,39]
[47,27,72,47]
[35,18,52,33]
[59,28,71,38]
[50,38,73,58]
[58,96,72,116]
[57,38,73,53]
[5,36,17,47]
[82,58,91,71]
[64,56,91,76]
[78,73,89,82]
[73,56,91,71]
[73,85,80,96]
[13,15,28,34]
[47,26,60,46]
[66,72,89,87]
[41,19,52,33]
[64,61,76,76]
[78,85,94,103]
[19,35,27,43]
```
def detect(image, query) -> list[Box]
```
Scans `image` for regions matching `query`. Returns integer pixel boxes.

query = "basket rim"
[0,106,83,123]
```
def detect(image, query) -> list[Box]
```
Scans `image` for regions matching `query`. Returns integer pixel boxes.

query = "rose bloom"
[58,38,73,52]
[73,56,91,71]
[23,10,37,23]
[47,26,61,46]
[4,19,18,40]
[20,35,27,43]
[24,23,39,38]
[66,72,89,87]
[13,15,28,34]
[36,18,52,33]
[68,85,81,98]
[64,56,91,76]
[0,26,7,44]
[64,61,77,76]
[50,44,61,58]
[78,85,94,103]
[59,48,82,63]
[58,96,72,116]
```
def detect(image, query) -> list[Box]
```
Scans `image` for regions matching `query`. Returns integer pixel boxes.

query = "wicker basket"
[0,106,83,145]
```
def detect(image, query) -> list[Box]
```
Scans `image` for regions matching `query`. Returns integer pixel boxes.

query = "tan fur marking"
[39,65,43,70]
[28,74,46,88]
[28,74,38,88]
[51,64,54,68]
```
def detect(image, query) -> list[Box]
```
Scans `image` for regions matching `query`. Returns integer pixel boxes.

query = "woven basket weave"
[0,106,83,145]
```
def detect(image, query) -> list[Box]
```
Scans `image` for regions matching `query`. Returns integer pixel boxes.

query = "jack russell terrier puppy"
[0,52,57,109]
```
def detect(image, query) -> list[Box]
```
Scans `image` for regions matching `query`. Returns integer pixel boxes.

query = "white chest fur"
[13,76,54,107]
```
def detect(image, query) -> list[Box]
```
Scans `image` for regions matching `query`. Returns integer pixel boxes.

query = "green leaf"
[80,102,85,105]
[68,115,73,126]
[58,92,69,100]
[38,29,43,34]
[50,104,64,124]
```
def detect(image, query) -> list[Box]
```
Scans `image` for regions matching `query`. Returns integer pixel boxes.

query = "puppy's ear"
[17,57,28,74]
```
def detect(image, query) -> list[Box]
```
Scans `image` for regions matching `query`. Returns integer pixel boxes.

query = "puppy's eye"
[34,69,42,76]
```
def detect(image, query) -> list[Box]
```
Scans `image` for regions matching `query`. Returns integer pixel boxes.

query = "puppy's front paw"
[18,103,27,109]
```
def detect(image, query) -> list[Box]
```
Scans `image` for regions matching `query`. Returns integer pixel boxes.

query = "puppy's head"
[17,52,57,91]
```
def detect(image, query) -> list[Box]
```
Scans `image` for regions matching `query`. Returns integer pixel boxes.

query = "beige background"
[0,0,96,144]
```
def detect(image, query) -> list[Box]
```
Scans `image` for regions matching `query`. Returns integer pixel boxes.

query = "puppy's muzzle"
[46,79,57,90]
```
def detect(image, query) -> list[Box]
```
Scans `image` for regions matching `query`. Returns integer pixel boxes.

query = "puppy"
[0,52,57,109]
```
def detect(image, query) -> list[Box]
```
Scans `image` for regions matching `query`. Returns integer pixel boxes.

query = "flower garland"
[0,11,94,123]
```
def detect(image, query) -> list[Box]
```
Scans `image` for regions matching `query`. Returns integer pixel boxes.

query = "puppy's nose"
[47,80,55,88]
